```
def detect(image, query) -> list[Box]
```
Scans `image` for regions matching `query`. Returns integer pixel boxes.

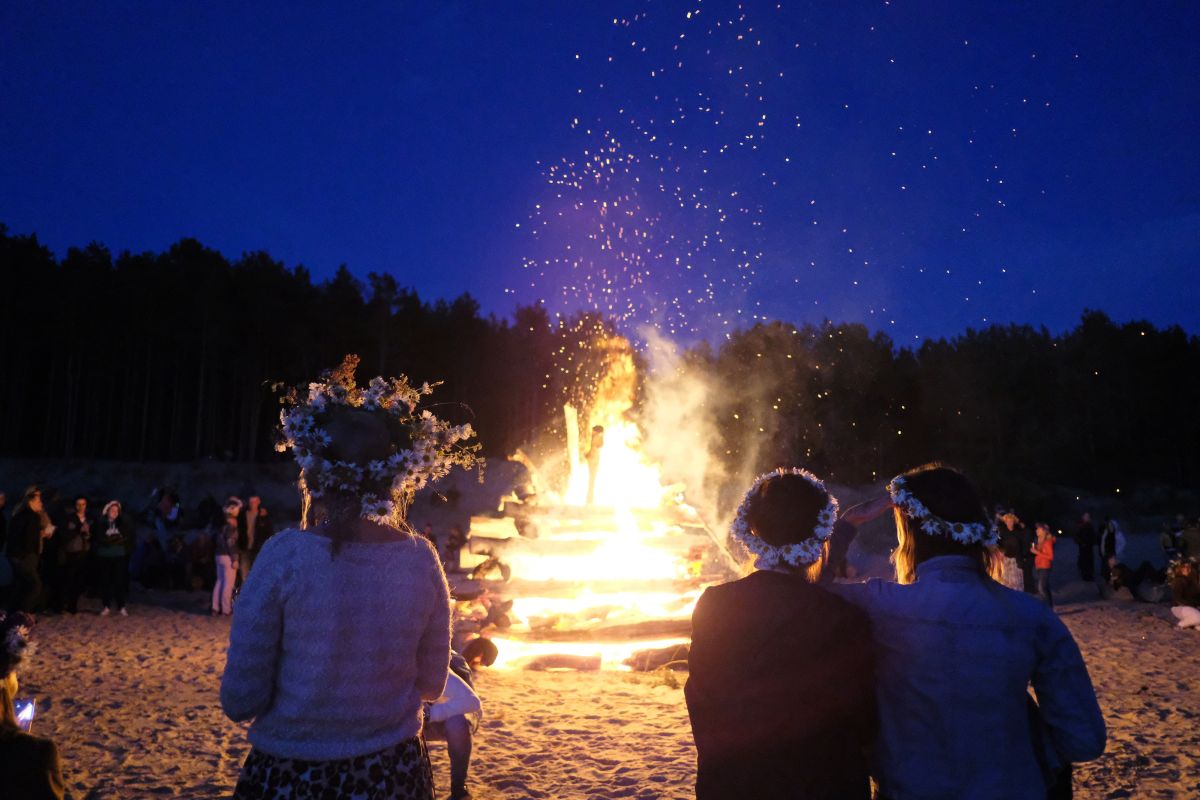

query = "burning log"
[508,618,692,642]
[523,654,602,671]
[624,643,690,672]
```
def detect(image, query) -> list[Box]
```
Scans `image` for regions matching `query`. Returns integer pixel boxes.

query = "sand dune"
[19,587,1198,799]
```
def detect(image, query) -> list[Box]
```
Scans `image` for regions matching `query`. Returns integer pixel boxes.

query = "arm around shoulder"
[1032,614,1107,763]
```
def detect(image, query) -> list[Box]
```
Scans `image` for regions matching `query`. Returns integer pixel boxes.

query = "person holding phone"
[0,611,67,799]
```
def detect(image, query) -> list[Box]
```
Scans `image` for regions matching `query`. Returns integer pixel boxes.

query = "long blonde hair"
[0,672,20,732]
[889,465,1003,585]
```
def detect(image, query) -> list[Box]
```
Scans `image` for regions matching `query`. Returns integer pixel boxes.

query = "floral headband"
[0,611,35,676]
[887,475,998,546]
[730,468,839,569]
[277,355,482,525]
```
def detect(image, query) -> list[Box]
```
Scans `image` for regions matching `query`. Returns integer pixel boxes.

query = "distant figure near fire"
[585,425,604,505]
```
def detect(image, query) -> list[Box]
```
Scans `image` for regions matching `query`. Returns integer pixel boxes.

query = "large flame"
[562,335,664,509]
[468,333,721,672]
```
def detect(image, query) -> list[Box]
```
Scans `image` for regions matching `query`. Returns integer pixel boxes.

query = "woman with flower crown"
[221,356,481,800]
[830,463,1105,800]
[685,469,877,800]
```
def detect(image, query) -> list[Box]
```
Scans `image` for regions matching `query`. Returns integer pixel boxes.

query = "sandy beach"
[15,581,1196,800]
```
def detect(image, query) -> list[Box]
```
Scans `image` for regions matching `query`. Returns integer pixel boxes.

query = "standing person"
[153,489,182,551]
[222,356,479,800]
[211,500,241,617]
[1178,517,1200,560]
[1098,518,1125,583]
[1032,523,1057,608]
[38,491,66,614]
[585,424,604,505]
[831,464,1105,799]
[95,501,133,616]
[54,496,92,614]
[996,511,1028,590]
[235,494,274,584]
[444,525,468,572]
[6,488,53,613]
[1074,512,1097,582]
[0,491,8,552]
[687,469,876,799]
[0,611,68,799]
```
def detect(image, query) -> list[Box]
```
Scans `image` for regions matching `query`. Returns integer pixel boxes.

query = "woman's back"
[687,571,876,800]
[834,556,1105,800]
[221,528,451,761]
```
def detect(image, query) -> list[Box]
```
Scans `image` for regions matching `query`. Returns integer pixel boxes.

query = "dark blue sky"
[2,1,1196,342]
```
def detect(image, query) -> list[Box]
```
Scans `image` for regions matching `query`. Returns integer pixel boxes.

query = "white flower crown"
[277,355,482,526]
[886,475,999,546]
[729,468,839,570]
[0,611,36,675]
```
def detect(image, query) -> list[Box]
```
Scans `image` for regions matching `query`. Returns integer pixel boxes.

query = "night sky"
[2,1,1196,343]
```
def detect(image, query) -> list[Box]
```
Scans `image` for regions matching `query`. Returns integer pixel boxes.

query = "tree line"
[2,225,1197,510]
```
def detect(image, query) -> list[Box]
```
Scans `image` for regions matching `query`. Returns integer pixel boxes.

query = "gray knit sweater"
[220,528,451,760]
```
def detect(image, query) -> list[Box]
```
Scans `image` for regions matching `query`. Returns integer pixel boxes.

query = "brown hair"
[745,472,831,583]
[299,406,414,553]
[890,463,1002,585]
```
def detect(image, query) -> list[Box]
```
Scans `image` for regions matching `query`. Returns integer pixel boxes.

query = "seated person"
[424,651,482,800]
[444,525,468,572]
[0,611,67,800]
[1167,558,1200,606]
[1108,557,1166,600]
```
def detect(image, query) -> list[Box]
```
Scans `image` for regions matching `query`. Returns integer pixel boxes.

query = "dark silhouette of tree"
[1,225,1197,507]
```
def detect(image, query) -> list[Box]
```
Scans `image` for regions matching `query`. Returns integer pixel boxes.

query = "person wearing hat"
[211,499,242,616]
[0,611,67,799]
[95,500,134,616]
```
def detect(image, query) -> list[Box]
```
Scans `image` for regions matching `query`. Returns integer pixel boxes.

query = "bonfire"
[452,334,732,671]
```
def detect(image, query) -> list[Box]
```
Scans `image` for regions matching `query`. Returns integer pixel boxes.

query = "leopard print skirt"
[233,736,433,800]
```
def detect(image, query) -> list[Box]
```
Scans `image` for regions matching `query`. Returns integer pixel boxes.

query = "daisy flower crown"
[276,355,483,526]
[886,475,999,546]
[0,611,35,676]
[730,468,840,569]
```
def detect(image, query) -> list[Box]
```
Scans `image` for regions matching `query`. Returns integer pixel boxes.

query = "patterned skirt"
[999,556,1025,590]
[233,737,433,800]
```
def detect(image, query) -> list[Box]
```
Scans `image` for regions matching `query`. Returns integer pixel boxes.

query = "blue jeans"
[1036,568,1054,607]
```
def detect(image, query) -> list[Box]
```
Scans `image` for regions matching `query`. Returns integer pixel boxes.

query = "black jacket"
[58,513,94,555]
[1075,521,1096,550]
[236,507,275,552]
[5,508,43,560]
[686,571,877,800]
[93,514,135,557]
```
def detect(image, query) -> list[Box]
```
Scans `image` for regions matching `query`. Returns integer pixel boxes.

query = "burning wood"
[451,334,734,671]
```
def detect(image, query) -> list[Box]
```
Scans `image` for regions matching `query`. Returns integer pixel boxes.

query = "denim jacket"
[833,556,1106,800]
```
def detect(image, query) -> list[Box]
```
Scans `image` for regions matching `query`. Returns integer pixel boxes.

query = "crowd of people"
[0,347,1196,800]
[989,506,1200,607]
[0,484,276,617]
